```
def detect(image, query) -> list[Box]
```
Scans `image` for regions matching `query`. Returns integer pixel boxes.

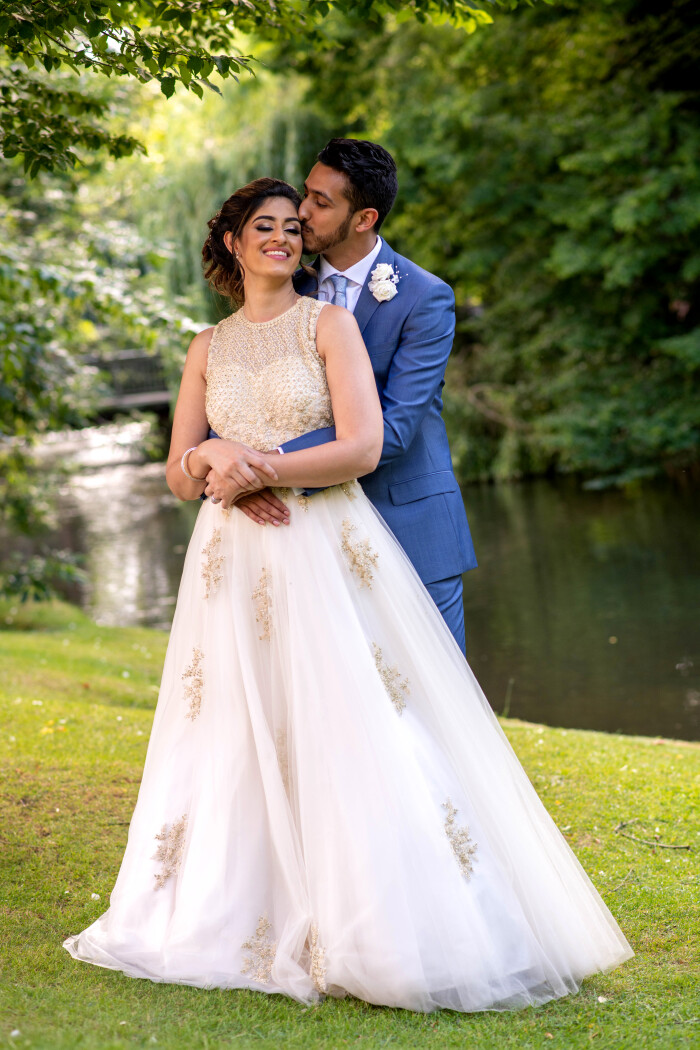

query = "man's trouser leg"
[425,574,466,656]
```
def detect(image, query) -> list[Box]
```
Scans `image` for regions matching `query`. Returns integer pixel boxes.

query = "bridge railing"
[88,350,172,410]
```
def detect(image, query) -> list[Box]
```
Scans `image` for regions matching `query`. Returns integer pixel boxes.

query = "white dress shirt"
[317,237,383,314]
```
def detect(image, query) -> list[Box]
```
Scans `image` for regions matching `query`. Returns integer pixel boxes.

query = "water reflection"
[43,453,700,741]
[60,463,198,631]
[462,480,699,741]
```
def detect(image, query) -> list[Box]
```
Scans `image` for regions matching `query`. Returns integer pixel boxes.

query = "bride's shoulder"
[316,301,359,334]
[187,325,216,353]
[314,304,360,363]
[185,325,216,372]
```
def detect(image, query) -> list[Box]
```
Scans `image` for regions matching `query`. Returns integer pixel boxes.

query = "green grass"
[0,599,698,1050]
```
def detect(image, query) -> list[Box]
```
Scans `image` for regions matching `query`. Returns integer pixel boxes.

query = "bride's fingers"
[245,454,278,481]
[236,462,267,486]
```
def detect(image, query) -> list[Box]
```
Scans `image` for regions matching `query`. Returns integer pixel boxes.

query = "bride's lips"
[263,250,291,258]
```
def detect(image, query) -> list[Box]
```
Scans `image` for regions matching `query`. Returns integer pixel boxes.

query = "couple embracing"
[64,138,632,1012]
[205,137,475,655]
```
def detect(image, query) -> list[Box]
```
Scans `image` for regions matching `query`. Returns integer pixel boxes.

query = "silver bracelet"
[181,446,207,482]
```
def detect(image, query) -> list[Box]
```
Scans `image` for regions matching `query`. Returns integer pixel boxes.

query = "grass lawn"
[0,600,698,1050]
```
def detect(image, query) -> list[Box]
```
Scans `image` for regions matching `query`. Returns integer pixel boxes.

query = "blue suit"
[283,240,477,653]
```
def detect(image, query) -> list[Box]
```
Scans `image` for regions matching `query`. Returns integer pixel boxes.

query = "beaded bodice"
[205,297,334,451]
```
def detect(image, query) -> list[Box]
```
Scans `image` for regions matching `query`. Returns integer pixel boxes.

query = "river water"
[37,425,700,741]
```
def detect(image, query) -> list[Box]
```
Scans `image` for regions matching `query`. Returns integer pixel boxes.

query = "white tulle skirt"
[64,481,633,1012]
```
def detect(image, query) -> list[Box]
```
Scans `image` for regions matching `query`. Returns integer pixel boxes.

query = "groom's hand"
[236,489,290,526]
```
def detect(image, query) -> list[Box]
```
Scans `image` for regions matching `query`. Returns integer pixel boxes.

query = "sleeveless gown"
[64,297,633,1012]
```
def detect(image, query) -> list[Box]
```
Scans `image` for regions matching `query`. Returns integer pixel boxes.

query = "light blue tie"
[329,273,348,308]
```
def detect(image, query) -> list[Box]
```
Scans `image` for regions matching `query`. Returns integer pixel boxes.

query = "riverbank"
[1,601,697,1050]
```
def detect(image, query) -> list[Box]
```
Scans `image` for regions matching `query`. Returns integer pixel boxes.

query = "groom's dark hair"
[317,138,398,232]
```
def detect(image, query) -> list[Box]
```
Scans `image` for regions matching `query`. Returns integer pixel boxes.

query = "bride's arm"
[254,304,383,489]
[165,328,279,501]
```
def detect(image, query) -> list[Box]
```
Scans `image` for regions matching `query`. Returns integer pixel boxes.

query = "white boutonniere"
[368,262,401,302]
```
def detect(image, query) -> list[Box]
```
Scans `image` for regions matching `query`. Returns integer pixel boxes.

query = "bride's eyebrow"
[254,215,301,224]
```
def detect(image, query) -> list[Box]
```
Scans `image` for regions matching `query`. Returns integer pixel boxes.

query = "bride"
[64,177,633,1012]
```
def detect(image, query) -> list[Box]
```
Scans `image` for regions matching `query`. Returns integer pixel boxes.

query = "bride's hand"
[204,467,273,508]
[198,438,279,490]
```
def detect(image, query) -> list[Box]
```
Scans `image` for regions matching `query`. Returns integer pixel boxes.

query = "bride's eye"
[285,227,301,235]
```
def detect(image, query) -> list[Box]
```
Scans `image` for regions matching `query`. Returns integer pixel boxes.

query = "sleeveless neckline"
[235,297,305,329]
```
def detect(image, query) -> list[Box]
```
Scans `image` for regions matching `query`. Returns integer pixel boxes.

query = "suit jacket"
[283,240,477,585]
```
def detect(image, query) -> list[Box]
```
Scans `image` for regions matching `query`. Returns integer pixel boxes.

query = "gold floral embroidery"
[308,923,327,994]
[373,643,409,715]
[153,814,187,889]
[340,480,358,500]
[252,568,272,640]
[201,528,224,598]
[341,518,378,588]
[183,647,204,721]
[297,494,310,511]
[442,799,478,880]
[241,915,277,984]
[276,487,290,502]
[275,728,289,793]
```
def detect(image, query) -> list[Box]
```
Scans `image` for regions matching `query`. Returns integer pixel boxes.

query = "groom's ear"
[354,208,379,234]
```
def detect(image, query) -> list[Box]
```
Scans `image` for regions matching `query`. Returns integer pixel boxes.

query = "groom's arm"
[376,279,455,467]
[278,425,336,454]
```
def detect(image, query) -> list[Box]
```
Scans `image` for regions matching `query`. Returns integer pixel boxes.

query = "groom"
[236,138,477,654]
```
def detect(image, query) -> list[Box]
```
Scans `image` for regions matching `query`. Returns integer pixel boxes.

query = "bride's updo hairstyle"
[202,177,302,306]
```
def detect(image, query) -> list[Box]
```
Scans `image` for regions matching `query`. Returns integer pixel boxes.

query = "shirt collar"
[318,236,383,286]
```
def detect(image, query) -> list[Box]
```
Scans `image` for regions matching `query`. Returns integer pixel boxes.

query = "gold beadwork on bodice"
[205,297,334,451]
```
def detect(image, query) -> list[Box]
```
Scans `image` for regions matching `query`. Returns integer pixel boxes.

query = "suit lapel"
[353,240,396,335]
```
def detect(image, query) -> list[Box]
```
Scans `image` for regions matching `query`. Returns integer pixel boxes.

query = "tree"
[273,0,700,486]
[0,0,496,176]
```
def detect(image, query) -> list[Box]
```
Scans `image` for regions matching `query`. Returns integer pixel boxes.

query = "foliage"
[275,0,700,486]
[119,70,334,320]
[0,0,497,176]
[0,165,200,599]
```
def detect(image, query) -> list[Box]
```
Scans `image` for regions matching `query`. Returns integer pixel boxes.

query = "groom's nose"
[298,197,311,223]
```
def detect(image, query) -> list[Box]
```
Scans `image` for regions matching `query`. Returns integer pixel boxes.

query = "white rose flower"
[370,279,398,302]
[371,263,395,282]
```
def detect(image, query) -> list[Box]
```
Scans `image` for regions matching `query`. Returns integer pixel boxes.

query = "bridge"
[91,350,172,413]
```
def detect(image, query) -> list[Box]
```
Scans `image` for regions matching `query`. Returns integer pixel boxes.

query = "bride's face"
[231,197,303,281]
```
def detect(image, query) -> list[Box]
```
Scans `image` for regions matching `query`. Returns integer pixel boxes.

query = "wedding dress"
[64,296,633,1012]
